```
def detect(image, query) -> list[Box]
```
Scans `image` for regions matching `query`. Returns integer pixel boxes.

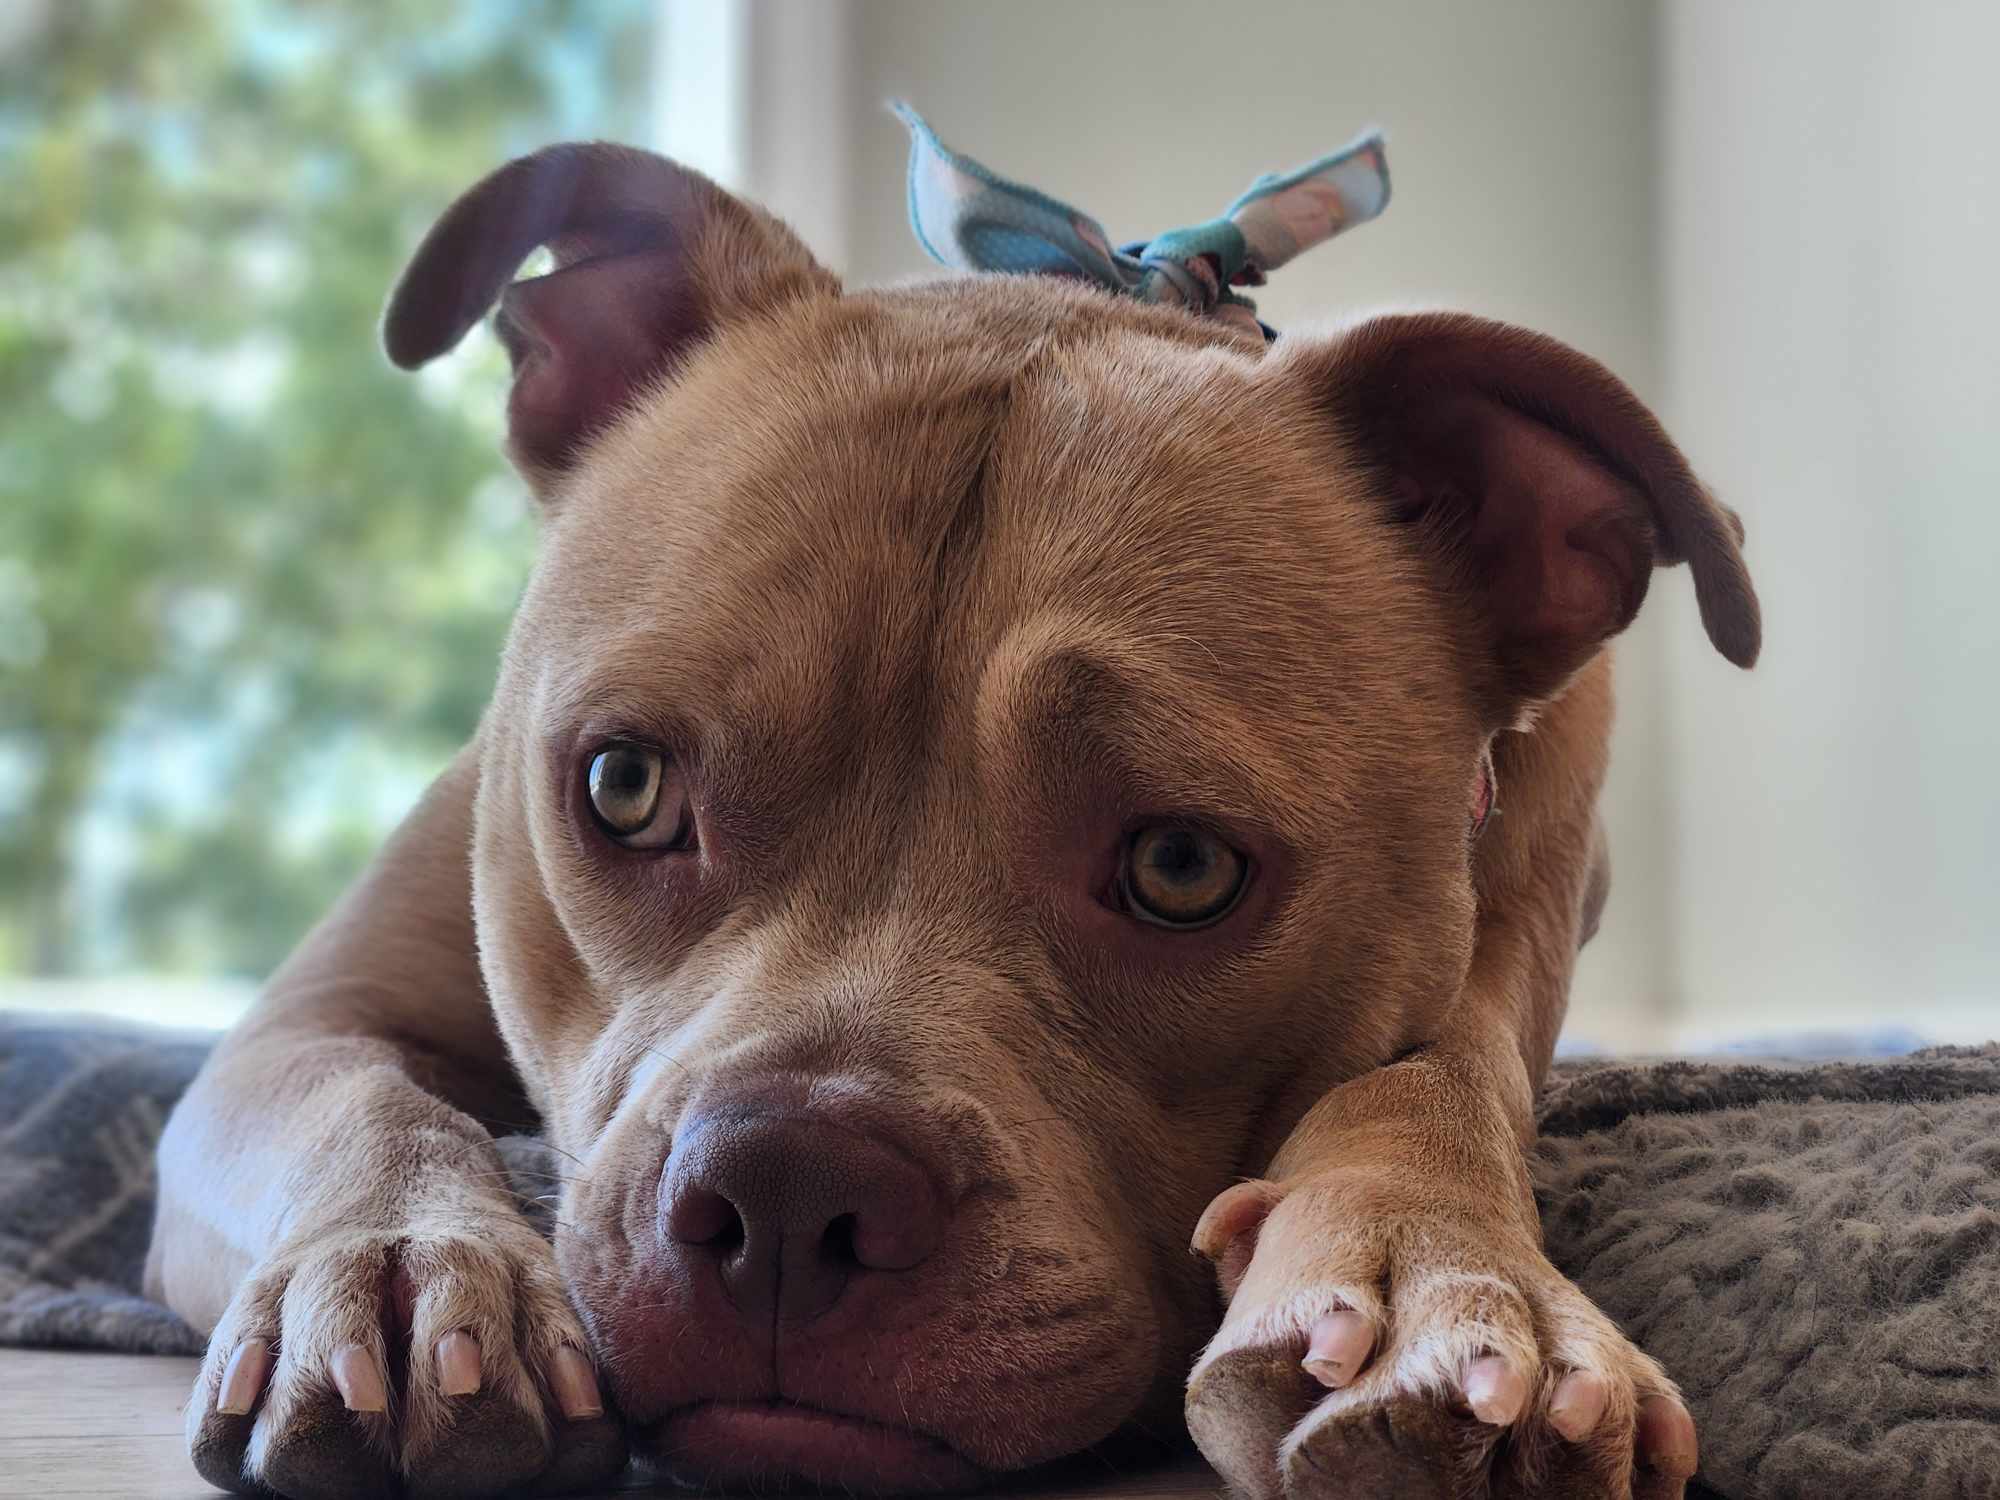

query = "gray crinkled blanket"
[1532,1047,2000,1500]
[4,1012,1996,1499]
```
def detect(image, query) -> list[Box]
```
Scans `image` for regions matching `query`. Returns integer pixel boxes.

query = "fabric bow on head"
[895,103,1390,340]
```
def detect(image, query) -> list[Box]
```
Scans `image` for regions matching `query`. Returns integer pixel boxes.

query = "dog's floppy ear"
[383,143,837,489]
[1299,312,1760,717]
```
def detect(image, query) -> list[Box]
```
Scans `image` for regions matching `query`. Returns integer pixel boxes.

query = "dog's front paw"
[186,1207,624,1499]
[1184,1173,1698,1500]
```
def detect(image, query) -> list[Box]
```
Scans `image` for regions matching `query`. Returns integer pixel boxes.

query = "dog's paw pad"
[529,1416,631,1497]
[1284,1394,1492,1500]
[257,1399,398,1500]
[1186,1343,1323,1500]
[403,1388,553,1498]
[190,1409,277,1497]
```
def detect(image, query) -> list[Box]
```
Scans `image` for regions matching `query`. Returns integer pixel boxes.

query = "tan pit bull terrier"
[145,141,1759,1500]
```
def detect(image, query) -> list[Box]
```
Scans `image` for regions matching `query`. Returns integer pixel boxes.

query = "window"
[1,0,652,1024]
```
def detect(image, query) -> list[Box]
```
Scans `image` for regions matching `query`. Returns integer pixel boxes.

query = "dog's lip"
[650,1399,988,1493]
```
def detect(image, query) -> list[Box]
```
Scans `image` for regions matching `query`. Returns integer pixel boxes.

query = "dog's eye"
[1121,826,1247,928]
[586,743,694,850]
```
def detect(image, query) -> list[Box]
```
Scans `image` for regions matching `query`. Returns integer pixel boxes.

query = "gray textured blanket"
[1532,1048,2000,1500]
[4,1012,1996,1499]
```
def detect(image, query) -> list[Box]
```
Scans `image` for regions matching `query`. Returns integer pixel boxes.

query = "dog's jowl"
[148,134,1757,1499]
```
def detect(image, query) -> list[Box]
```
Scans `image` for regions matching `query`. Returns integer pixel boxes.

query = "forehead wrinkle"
[973,618,1335,837]
[950,338,1404,843]
[960,320,1465,751]
[531,608,852,802]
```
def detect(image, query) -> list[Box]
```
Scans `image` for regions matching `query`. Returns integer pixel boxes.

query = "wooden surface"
[0,1349,1223,1499]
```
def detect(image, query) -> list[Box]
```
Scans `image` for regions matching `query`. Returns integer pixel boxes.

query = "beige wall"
[1657,0,2000,1045]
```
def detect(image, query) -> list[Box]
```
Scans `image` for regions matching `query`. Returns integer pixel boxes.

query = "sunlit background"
[4,0,1995,1051]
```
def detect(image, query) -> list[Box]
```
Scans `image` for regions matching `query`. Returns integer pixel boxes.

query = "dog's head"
[386,145,1758,1490]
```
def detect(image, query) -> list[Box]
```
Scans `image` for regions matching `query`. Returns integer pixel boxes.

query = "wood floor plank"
[0,1350,200,1439]
[0,1349,1223,1500]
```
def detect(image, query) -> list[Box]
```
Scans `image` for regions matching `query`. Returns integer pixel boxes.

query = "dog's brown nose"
[659,1106,947,1326]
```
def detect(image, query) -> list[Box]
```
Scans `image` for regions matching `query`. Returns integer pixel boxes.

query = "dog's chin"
[648,1401,989,1493]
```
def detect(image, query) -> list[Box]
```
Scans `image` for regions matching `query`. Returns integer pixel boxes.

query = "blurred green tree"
[0,0,650,978]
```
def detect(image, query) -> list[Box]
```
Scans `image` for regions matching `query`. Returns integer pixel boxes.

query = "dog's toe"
[401,1388,552,1498]
[1185,1342,1322,1500]
[1629,1395,1698,1500]
[1491,1424,1634,1500]
[189,1406,277,1497]
[528,1416,630,1497]
[257,1396,400,1500]
[1283,1394,1491,1500]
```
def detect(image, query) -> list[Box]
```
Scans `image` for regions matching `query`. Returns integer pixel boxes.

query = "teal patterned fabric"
[895,103,1390,338]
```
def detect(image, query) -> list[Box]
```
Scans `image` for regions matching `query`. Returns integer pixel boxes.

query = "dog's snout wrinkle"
[659,1104,950,1329]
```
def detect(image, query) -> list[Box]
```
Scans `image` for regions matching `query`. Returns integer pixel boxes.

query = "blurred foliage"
[0,0,651,977]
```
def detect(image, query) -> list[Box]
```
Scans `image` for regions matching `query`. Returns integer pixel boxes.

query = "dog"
[145,141,1758,1500]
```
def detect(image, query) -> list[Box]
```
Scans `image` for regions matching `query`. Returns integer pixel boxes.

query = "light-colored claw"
[1300,1310,1376,1388]
[1637,1394,1700,1476]
[436,1329,482,1397]
[1548,1369,1611,1441]
[215,1338,272,1416]
[549,1345,605,1420]
[331,1343,388,1413]
[1461,1354,1529,1426]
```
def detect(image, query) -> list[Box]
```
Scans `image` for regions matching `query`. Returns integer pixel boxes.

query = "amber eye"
[1121,825,1248,928]
[586,743,694,850]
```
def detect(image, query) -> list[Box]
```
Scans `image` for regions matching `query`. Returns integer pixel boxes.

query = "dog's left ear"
[1294,312,1760,717]
[383,143,837,492]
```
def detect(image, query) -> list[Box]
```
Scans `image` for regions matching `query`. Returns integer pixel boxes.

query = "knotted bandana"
[895,103,1390,340]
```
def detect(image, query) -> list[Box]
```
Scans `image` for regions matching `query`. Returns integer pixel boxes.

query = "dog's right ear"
[383,143,837,491]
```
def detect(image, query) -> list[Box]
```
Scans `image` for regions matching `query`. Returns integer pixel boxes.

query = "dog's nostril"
[656,1098,951,1325]
[665,1185,742,1248]
[820,1212,860,1266]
